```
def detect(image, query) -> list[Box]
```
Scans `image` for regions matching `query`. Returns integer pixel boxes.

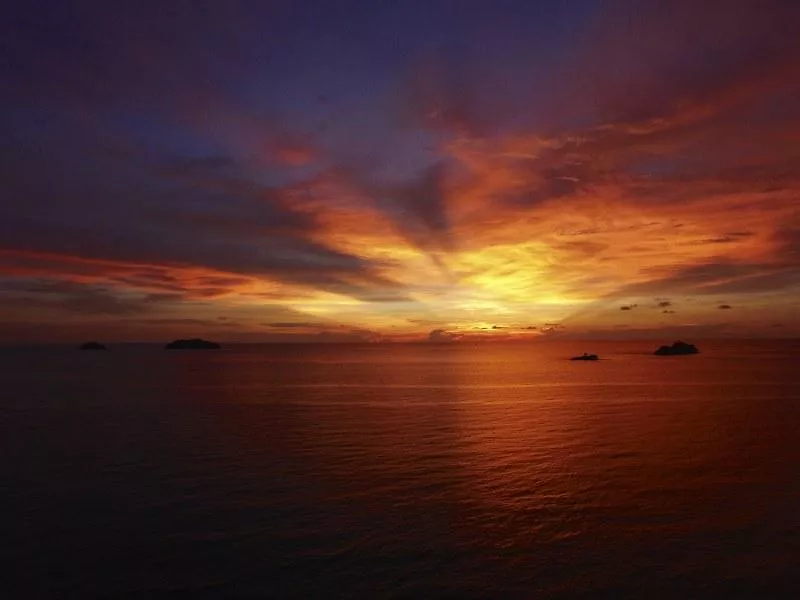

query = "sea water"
[1,340,798,598]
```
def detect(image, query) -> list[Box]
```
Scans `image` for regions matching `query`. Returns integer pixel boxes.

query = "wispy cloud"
[1,0,798,340]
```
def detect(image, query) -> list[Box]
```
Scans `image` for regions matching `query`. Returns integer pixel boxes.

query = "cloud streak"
[1,0,798,340]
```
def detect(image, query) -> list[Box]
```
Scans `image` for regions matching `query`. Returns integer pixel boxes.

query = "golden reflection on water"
[161,342,800,554]
[3,341,798,596]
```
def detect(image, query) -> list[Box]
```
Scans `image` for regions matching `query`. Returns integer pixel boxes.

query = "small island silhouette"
[570,352,599,361]
[164,338,221,350]
[654,340,699,356]
[79,341,106,350]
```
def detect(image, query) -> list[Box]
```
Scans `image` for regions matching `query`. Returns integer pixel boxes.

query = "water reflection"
[4,342,798,596]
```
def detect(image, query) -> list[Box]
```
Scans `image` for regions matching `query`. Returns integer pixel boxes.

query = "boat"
[570,353,599,361]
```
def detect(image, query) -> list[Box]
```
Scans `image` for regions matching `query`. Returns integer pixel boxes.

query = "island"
[79,341,106,350]
[570,353,599,361]
[654,340,699,356]
[164,338,221,350]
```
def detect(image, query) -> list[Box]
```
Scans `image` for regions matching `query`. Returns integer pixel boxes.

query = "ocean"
[1,340,798,598]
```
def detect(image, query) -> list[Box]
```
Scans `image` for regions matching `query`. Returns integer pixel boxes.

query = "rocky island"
[164,338,221,350]
[654,340,699,356]
[79,341,106,350]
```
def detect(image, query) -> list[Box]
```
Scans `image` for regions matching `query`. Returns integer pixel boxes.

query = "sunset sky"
[2,0,799,342]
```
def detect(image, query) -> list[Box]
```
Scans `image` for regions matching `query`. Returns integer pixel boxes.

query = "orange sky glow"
[1,1,798,342]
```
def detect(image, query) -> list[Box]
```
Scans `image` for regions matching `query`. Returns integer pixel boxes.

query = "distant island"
[654,341,699,356]
[164,338,221,350]
[79,341,106,350]
[570,353,599,361]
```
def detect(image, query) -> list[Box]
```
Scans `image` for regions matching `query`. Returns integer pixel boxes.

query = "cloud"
[271,136,318,167]
[0,250,254,300]
[157,156,236,179]
[2,0,800,341]
[0,277,180,316]
[428,329,455,343]
[614,260,800,298]
[136,317,240,327]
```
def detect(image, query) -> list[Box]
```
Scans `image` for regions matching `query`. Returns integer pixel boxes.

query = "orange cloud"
[3,0,799,341]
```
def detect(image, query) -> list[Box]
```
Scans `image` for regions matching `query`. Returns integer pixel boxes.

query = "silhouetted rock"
[654,340,699,356]
[164,338,221,350]
[570,353,599,361]
[79,341,106,350]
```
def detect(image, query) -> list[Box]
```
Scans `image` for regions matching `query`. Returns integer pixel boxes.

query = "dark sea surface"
[1,340,798,599]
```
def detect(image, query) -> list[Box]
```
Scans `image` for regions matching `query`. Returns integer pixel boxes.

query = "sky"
[1,0,799,343]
